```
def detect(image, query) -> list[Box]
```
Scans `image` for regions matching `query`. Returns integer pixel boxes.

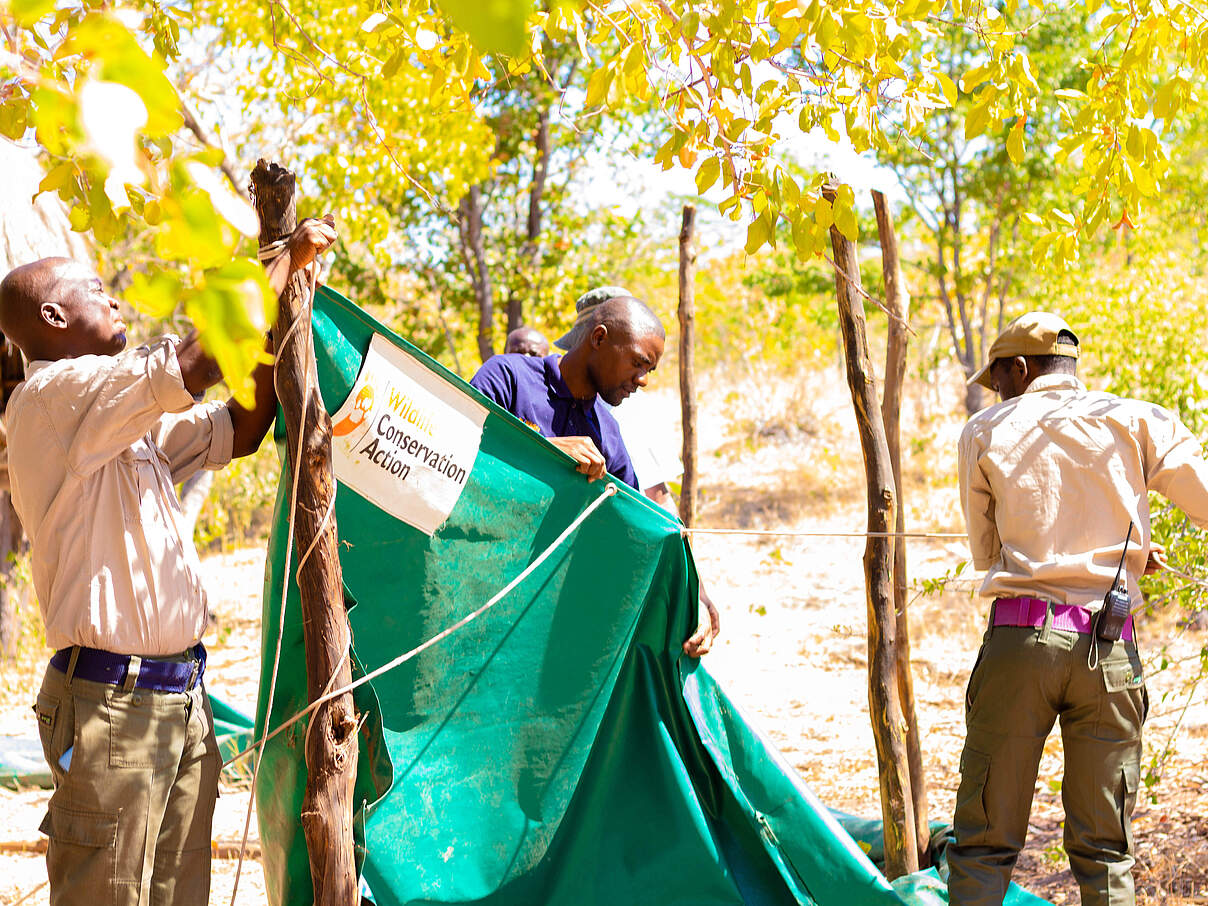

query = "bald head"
[580,296,665,349]
[562,295,665,406]
[504,326,549,357]
[0,257,126,361]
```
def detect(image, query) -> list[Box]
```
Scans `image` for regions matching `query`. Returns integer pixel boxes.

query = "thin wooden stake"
[873,189,930,868]
[825,187,917,879]
[249,160,358,906]
[678,204,698,527]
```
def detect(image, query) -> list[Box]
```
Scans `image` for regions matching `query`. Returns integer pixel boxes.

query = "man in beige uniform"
[950,312,1208,906]
[0,216,335,906]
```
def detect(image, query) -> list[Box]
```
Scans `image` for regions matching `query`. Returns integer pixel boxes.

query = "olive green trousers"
[34,661,220,906]
[947,618,1147,906]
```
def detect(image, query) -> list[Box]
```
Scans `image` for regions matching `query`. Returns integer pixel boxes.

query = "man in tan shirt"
[951,312,1208,906]
[0,215,335,906]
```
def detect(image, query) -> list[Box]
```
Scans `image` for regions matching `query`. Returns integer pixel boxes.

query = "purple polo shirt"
[470,353,639,489]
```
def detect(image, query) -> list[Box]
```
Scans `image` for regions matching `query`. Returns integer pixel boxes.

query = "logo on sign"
[330,334,487,535]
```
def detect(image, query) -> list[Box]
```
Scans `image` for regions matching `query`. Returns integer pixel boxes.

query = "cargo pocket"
[107,692,172,770]
[40,803,119,901]
[1098,661,1146,741]
[965,646,988,712]
[34,692,74,782]
[1119,760,1140,853]
[953,748,991,845]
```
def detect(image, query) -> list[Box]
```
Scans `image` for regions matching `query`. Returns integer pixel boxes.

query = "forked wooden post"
[249,159,358,906]
[873,189,929,867]
[677,204,698,527]
[824,186,917,878]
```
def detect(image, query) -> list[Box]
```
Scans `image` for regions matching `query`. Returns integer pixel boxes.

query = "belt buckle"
[186,653,201,691]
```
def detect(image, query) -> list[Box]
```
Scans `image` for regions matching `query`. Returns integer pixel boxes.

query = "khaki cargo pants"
[947,617,1148,906]
[34,659,220,906]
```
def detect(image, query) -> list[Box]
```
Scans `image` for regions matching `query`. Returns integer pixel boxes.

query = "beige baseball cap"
[968,311,1080,389]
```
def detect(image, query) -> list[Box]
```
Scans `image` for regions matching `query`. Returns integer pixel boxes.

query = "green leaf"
[127,270,184,319]
[695,156,720,194]
[37,161,76,196]
[833,188,857,240]
[381,47,407,79]
[68,206,91,232]
[11,0,55,26]
[936,71,957,106]
[436,0,531,57]
[186,260,276,407]
[585,65,612,108]
[965,101,991,140]
[1007,119,1025,164]
[0,102,29,141]
[744,213,772,254]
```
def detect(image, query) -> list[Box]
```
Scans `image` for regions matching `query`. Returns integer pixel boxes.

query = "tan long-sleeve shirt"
[5,338,233,655]
[958,373,1208,610]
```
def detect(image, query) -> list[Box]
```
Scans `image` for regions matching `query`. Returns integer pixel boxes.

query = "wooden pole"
[677,204,698,527]
[825,187,917,878]
[249,160,359,906]
[873,189,929,868]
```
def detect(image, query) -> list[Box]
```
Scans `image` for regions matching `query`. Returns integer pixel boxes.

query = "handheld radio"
[1094,523,1134,643]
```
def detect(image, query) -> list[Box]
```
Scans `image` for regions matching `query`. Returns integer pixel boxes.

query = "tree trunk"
[512,106,552,335]
[0,491,24,658]
[827,188,917,879]
[677,205,698,528]
[873,190,929,868]
[249,160,358,906]
[457,186,494,362]
[0,340,27,659]
[506,289,522,337]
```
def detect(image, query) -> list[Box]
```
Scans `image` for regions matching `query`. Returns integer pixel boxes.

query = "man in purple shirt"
[471,296,661,489]
[470,295,720,656]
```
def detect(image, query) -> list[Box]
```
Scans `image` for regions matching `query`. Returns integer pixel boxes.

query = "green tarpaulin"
[255,287,1045,906]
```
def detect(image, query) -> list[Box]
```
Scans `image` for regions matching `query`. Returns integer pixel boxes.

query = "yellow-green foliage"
[193,442,280,553]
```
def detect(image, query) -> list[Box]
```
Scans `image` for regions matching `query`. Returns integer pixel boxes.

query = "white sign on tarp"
[329,333,487,535]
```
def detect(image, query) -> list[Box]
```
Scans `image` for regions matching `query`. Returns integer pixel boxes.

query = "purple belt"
[49,644,206,693]
[993,597,1133,642]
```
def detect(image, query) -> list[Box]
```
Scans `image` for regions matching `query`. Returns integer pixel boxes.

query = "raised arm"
[174,216,337,457]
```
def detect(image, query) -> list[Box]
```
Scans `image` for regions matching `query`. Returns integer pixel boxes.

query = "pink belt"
[993,596,1134,642]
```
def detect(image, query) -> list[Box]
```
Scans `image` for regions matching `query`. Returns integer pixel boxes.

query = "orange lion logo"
[333,385,375,437]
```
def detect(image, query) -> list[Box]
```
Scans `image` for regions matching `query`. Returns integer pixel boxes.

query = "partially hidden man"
[469,294,721,657]
[0,215,335,906]
[950,311,1208,906]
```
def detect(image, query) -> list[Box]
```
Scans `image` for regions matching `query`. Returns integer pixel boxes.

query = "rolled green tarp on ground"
[255,286,1048,906]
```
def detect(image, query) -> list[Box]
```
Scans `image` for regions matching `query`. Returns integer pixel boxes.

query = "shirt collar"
[542,354,597,409]
[1024,373,1084,395]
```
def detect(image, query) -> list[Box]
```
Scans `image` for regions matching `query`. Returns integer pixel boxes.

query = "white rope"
[230,244,323,906]
[222,481,620,771]
[682,527,967,539]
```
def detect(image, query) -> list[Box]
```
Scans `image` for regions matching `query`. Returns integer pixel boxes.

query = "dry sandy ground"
[1,367,1205,905]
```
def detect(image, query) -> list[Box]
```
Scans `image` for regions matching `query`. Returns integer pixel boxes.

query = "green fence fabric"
[255,286,1045,906]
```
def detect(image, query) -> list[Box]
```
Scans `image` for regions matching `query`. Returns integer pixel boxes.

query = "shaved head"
[0,258,72,353]
[557,295,665,406]
[504,326,549,357]
[580,296,665,349]
[0,257,126,361]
